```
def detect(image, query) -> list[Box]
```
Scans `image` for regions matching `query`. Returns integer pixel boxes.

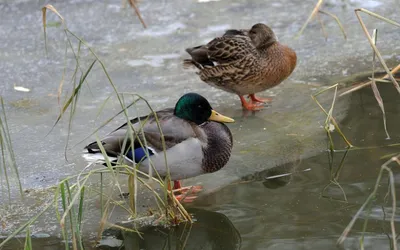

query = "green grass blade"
[77,186,85,250]
[0,134,11,202]
[59,182,70,250]
[24,227,33,250]
[78,186,85,230]
[0,97,23,200]
[49,59,97,134]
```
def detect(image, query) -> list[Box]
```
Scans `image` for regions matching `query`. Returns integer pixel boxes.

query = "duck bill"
[209,110,235,123]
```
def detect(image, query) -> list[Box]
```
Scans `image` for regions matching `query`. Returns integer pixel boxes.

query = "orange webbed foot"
[239,96,264,111]
[169,181,202,203]
[173,185,203,203]
[248,94,273,104]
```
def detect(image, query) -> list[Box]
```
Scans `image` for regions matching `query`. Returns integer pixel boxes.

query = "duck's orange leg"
[248,94,273,104]
[173,180,181,190]
[168,180,202,203]
[239,96,263,111]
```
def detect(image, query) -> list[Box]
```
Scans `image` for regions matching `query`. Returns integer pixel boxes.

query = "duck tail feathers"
[183,59,204,70]
[82,152,117,165]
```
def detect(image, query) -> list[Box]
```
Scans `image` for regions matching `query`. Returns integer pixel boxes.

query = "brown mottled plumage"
[184,23,297,111]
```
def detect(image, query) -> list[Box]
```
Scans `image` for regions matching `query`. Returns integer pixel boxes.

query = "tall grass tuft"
[41,3,191,244]
[1,4,190,249]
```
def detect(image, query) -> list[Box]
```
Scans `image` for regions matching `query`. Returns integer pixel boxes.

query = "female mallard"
[83,93,234,201]
[184,23,297,111]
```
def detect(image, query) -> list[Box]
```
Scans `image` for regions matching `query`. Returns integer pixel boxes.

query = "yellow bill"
[208,110,235,123]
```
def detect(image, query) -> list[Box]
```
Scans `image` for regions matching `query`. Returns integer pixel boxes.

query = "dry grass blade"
[371,78,396,84]
[127,0,147,28]
[370,29,390,139]
[295,0,324,38]
[42,4,64,21]
[106,222,141,234]
[318,10,347,40]
[295,1,346,40]
[325,84,339,151]
[317,13,328,40]
[355,9,400,94]
[385,164,397,250]
[128,174,137,217]
[357,8,400,28]
[339,64,400,97]
[42,4,65,53]
[311,84,353,148]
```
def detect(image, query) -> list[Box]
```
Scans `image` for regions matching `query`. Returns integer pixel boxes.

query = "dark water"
[188,83,400,250]
[3,81,400,250]
[194,83,400,250]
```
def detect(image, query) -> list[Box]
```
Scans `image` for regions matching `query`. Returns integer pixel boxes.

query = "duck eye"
[197,105,203,109]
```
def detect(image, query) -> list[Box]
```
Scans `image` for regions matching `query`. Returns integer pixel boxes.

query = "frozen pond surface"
[0,0,400,248]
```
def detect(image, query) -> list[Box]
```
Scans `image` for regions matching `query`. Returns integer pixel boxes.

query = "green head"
[174,93,234,125]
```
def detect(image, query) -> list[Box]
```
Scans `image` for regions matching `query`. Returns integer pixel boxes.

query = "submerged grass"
[321,149,349,203]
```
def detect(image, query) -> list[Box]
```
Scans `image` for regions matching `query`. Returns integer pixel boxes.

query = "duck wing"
[184,27,252,68]
[206,35,256,64]
[84,108,198,159]
[185,35,255,68]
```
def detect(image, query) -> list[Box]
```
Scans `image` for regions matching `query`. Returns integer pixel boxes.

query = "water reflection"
[1,208,240,250]
[0,236,66,250]
[120,208,241,250]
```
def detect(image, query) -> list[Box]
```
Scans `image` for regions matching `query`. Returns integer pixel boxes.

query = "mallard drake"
[184,23,297,111]
[83,93,234,201]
